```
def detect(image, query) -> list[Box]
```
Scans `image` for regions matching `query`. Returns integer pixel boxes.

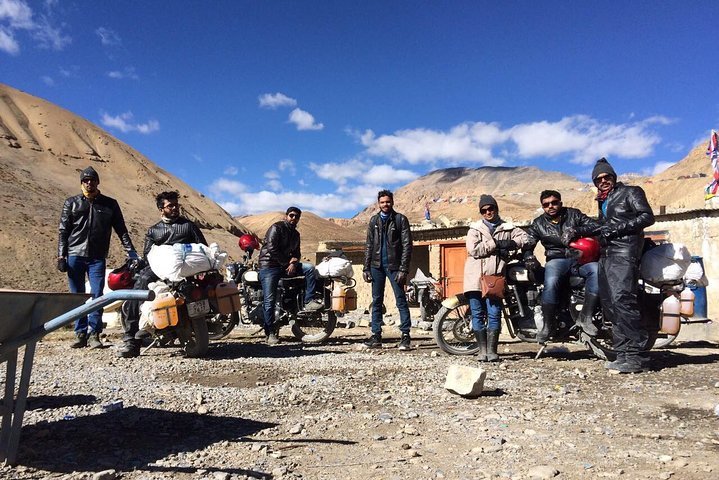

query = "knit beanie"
[80,166,100,183]
[478,194,498,209]
[286,206,302,216]
[591,157,617,182]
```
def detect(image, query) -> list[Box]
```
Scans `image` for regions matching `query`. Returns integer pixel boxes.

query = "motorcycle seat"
[279,276,305,288]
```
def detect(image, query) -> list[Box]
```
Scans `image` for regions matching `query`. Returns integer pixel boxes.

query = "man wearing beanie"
[257,206,323,345]
[591,157,655,373]
[58,166,138,349]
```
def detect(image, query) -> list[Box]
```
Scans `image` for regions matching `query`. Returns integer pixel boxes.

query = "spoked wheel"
[432,300,480,355]
[291,310,337,343]
[207,312,238,340]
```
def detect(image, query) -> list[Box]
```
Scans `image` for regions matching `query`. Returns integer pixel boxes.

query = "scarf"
[483,216,501,234]
[81,186,100,200]
[596,188,612,201]
[161,215,177,224]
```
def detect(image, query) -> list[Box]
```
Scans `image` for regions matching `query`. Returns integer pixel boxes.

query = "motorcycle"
[431,249,677,361]
[206,236,351,343]
[405,269,442,330]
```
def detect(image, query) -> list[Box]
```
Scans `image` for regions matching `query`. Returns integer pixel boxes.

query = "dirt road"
[2,327,718,479]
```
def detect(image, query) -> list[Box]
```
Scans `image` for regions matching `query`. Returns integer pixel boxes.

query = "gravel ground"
[2,325,719,480]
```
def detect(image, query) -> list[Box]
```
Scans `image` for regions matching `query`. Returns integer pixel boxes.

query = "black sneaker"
[70,333,87,349]
[266,331,280,345]
[364,333,382,349]
[302,299,324,312]
[398,333,411,351]
[117,341,140,358]
[87,332,103,349]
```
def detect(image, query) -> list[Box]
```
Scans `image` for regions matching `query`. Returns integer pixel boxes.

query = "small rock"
[195,392,204,405]
[272,466,288,476]
[482,444,503,453]
[401,443,411,450]
[289,423,303,434]
[92,470,117,480]
[444,364,486,397]
[212,473,230,480]
[528,465,559,479]
[658,472,673,480]
[671,459,689,468]
[430,351,439,357]
[403,425,419,435]
[342,403,355,410]
[406,449,421,458]
[658,455,673,463]
[378,412,393,423]
[197,405,209,415]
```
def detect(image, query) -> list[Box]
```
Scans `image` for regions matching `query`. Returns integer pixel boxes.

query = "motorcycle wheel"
[432,301,480,355]
[291,311,337,343]
[581,331,616,362]
[207,312,238,340]
[183,317,210,358]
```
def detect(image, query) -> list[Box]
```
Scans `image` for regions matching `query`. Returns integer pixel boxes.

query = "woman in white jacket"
[464,195,528,361]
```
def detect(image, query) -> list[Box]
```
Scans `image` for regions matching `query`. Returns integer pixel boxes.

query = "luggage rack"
[0,289,154,465]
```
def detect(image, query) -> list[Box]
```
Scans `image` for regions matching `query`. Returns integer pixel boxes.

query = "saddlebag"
[212,282,242,314]
[150,292,180,329]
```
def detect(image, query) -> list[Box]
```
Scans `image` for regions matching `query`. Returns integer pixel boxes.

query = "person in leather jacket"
[118,191,207,358]
[591,158,655,373]
[524,190,601,344]
[363,190,413,351]
[58,166,137,349]
[258,207,322,345]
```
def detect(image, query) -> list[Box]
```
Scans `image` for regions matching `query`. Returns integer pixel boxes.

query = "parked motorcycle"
[431,249,679,361]
[207,235,351,343]
[114,260,229,358]
[405,269,442,330]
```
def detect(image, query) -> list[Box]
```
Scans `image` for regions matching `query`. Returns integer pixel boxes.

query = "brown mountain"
[238,211,365,261]
[0,83,251,292]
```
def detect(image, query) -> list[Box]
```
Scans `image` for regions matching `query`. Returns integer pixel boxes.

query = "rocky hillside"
[0,83,251,292]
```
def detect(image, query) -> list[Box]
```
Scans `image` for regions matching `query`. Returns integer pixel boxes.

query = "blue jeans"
[259,263,317,334]
[370,265,411,335]
[466,291,502,332]
[67,256,106,334]
[543,258,599,305]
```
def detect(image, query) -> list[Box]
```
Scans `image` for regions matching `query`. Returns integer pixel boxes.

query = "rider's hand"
[560,227,576,246]
[57,257,68,273]
[395,271,407,286]
[363,270,372,283]
[286,262,298,276]
[600,225,619,240]
[495,239,517,251]
[524,255,540,271]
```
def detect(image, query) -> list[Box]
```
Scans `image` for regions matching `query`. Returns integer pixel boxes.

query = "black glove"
[363,271,372,283]
[395,271,407,286]
[600,225,619,240]
[524,255,540,271]
[560,227,577,246]
[57,257,68,273]
[495,239,517,251]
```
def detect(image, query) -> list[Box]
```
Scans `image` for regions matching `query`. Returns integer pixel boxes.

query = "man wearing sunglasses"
[58,166,138,350]
[590,157,655,373]
[524,190,601,345]
[258,206,323,345]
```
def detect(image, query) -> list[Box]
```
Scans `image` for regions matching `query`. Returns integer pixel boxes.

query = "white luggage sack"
[316,256,354,278]
[147,243,228,282]
[640,243,691,285]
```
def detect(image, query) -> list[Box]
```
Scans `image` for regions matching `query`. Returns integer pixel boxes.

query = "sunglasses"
[594,174,613,183]
[288,213,301,218]
[480,206,495,214]
[542,200,561,208]
[162,203,180,210]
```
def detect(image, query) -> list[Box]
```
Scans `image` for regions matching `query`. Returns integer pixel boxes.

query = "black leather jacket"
[258,221,301,270]
[58,193,135,259]
[525,207,600,261]
[364,211,412,272]
[143,217,207,258]
[597,182,655,258]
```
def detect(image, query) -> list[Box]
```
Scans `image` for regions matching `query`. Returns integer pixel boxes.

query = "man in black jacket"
[363,190,413,350]
[525,190,601,344]
[118,191,207,358]
[592,158,655,373]
[58,166,137,349]
[258,206,322,345]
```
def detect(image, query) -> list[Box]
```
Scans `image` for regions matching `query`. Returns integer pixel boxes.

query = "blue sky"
[2,0,718,217]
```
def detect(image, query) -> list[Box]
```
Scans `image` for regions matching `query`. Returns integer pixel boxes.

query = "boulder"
[444,364,486,397]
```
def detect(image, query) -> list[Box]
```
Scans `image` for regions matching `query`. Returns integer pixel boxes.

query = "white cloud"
[95,26,121,46]
[224,166,239,176]
[360,115,671,166]
[0,27,19,54]
[0,0,70,54]
[363,164,418,185]
[107,66,138,80]
[258,92,297,109]
[266,179,282,191]
[40,74,53,86]
[645,161,675,176]
[288,108,324,131]
[264,170,280,180]
[278,159,296,174]
[310,159,369,185]
[191,154,203,163]
[209,178,248,196]
[100,111,159,134]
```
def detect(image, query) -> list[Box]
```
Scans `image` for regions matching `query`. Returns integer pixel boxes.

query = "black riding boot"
[474,329,487,362]
[575,293,599,336]
[486,329,500,362]
[536,303,557,345]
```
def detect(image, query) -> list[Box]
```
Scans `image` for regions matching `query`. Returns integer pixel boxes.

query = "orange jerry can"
[151,292,180,329]
[214,282,241,314]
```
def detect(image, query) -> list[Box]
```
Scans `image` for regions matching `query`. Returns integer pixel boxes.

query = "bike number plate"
[186,299,210,318]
